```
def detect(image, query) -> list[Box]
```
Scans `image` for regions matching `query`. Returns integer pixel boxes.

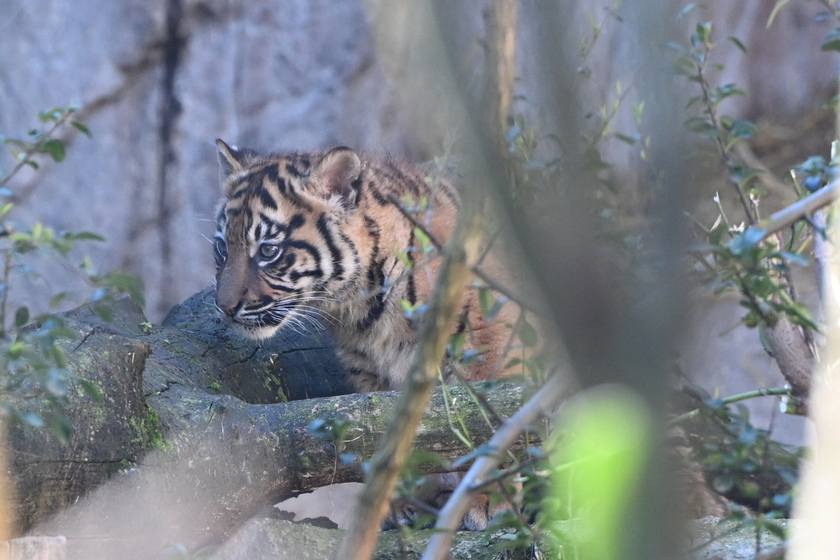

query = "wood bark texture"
[3,293,532,559]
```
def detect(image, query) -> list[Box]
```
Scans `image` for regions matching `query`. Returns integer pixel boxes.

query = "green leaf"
[713,474,734,493]
[708,221,728,246]
[727,36,747,53]
[39,108,62,123]
[727,119,759,140]
[64,231,106,242]
[822,28,840,52]
[100,272,145,306]
[729,227,766,255]
[91,302,113,322]
[49,292,68,308]
[613,133,637,145]
[478,288,494,318]
[14,306,29,328]
[46,368,70,397]
[695,21,713,45]
[684,117,717,137]
[71,121,92,137]
[413,227,432,254]
[78,378,103,402]
[518,319,538,348]
[50,412,74,445]
[0,203,14,221]
[40,139,66,162]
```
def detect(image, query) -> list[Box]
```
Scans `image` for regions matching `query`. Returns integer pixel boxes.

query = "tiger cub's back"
[213,140,518,391]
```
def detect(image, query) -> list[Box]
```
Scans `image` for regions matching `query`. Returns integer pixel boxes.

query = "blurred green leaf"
[14,306,29,328]
[71,121,91,137]
[518,319,538,348]
[546,388,651,560]
[40,139,66,162]
[821,28,840,52]
[727,36,747,53]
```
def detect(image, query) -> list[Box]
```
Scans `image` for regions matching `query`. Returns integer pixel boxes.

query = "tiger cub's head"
[213,139,363,340]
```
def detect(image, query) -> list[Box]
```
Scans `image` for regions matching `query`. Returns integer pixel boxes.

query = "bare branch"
[420,372,571,560]
[734,180,839,249]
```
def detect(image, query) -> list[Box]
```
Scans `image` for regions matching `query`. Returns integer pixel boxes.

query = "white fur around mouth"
[223,316,283,341]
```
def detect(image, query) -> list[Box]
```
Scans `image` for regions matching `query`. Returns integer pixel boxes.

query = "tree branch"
[420,372,570,560]
[733,180,838,249]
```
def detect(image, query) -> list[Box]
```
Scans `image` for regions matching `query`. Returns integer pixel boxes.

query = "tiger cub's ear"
[216,139,246,180]
[310,147,362,209]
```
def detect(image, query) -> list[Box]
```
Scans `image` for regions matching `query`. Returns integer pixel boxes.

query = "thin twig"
[0,252,10,338]
[420,372,570,560]
[693,53,755,223]
[447,363,508,426]
[486,308,525,382]
[667,387,793,427]
[386,192,542,314]
[468,454,543,493]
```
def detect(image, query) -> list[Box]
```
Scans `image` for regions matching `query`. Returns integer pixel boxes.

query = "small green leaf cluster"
[675,10,820,336]
[0,108,144,443]
[690,390,800,533]
[0,107,89,177]
[690,217,817,331]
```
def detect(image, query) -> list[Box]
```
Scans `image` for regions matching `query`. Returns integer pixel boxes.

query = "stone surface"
[689,517,786,559]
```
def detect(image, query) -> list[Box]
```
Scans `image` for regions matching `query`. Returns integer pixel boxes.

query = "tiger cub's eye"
[258,243,281,260]
[215,237,228,259]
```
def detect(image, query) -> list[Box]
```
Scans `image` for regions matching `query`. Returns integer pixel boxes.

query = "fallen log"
[3,290,535,559]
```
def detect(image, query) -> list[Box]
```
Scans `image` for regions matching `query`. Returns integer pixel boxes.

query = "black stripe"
[289,269,322,282]
[272,252,296,274]
[316,214,344,280]
[368,181,389,206]
[363,215,380,248]
[406,229,417,306]
[288,213,305,231]
[437,179,460,209]
[256,186,278,210]
[265,164,289,194]
[286,239,324,279]
[263,279,297,292]
[358,284,386,330]
[258,213,286,238]
[455,303,471,334]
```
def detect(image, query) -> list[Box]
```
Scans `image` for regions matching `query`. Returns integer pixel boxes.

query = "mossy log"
[4,290,533,559]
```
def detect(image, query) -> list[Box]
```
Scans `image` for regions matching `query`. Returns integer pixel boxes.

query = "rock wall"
[0,2,833,448]
[0,0,833,320]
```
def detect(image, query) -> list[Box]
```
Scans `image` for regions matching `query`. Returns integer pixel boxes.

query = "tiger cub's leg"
[386,473,521,531]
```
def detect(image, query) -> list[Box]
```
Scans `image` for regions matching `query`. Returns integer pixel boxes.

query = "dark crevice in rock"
[155,0,186,320]
[224,346,260,366]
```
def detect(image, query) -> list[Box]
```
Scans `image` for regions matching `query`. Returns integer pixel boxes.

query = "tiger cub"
[213,140,518,393]
[213,140,519,529]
